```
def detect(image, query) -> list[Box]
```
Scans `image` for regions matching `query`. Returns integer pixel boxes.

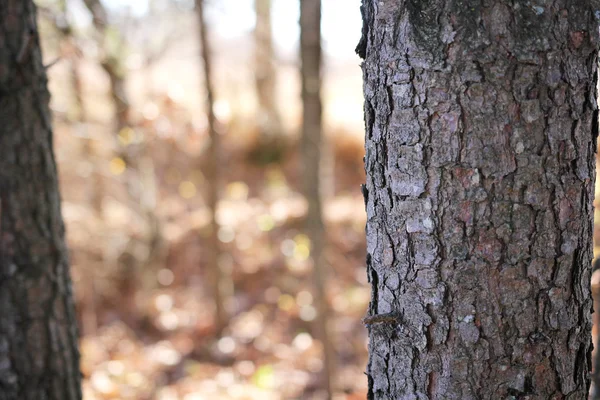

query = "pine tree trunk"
[358,1,599,398]
[0,1,82,398]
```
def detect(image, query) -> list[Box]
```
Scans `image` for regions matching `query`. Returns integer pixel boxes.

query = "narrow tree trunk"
[254,0,282,139]
[196,0,226,334]
[103,61,130,136]
[300,0,334,398]
[74,57,101,338]
[70,56,87,123]
[81,0,130,142]
[0,1,82,398]
[358,1,599,398]
[82,0,166,325]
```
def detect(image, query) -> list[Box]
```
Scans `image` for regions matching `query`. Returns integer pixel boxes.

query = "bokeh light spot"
[299,305,317,321]
[257,214,275,232]
[109,157,126,175]
[296,290,313,307]
[178,181,197,199]
[252,364,275,389]
[292,333,313,351]
[226,181,249,201]
[157,269,174,286]
[217,336,236,354]
[218,226,235,243]
[118,126,135,146]
[277,294,295,312]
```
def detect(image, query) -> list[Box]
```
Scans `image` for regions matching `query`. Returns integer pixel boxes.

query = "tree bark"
[0,1,82,399]
[300,0,334,398]
[358,1,599,398]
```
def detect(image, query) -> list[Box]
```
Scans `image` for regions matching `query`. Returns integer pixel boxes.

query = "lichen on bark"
[359,1,600,398]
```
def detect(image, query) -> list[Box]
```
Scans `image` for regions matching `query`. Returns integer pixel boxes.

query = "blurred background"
[35,0,600,399]
[37,0,369,399]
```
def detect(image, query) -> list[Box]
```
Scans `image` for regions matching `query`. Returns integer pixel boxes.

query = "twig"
[362,312,402,326]
[44,57,62,70]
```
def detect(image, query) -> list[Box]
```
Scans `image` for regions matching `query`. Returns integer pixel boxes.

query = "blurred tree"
[195,0,227,334]
[358,1,598,398]
[254,0,282,140]
[300,0,334,398]
[38,0,87,123]
[82,0,130,136]
[80,0,164,329]
[248,0,286,165]
[0,1,82,398]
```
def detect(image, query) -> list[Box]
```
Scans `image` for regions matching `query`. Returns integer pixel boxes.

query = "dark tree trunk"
[300,0,334,397]
[0,1,82,399]
[358,1,599,398]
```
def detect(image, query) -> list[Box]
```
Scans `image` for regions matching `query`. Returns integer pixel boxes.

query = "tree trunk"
[358,1,599,398]
[300,0,334,398]
[0,1,82,399]
[254,0,282,139]
[81,0,131,141]
[196,0,227,334]
[103,61,130,136]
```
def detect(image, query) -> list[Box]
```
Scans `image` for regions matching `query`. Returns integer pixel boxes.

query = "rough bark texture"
[300,0,334,397]
[196,0,226,333]
[359,1,600,398]
[0,1,82,399]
